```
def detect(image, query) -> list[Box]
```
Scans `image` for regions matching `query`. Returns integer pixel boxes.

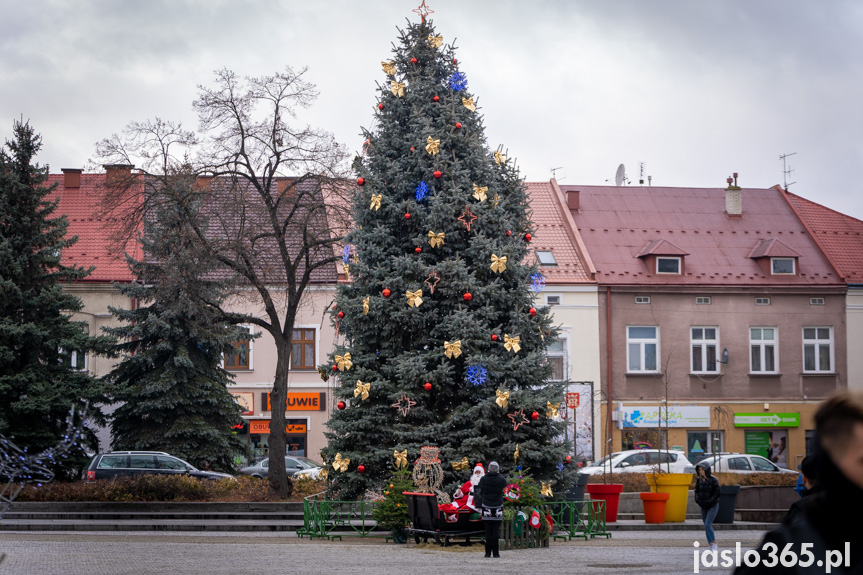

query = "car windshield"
[295,457,322,468]
[589,455,614,467]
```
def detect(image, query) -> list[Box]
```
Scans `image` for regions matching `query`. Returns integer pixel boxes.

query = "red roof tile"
[785,191,863,283]
[559,184,842,287]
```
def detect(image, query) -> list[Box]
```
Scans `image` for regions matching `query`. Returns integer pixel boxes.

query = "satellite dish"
[615,164,626,186]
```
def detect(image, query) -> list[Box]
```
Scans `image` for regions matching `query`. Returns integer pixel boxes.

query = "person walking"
[694,461,721,551]
[477,460,507,558]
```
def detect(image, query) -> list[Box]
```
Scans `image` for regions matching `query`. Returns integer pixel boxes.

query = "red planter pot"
[639,492,670,524]
[585,483,624,523]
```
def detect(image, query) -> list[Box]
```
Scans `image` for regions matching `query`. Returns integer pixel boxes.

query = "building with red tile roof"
[559,178,847,468]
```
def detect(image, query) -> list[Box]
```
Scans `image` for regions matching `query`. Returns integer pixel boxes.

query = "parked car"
[85,451,234,481]
[685,453,798,474]
[292,465,325,480]
[579,449,693,475]
[238,456,323,479]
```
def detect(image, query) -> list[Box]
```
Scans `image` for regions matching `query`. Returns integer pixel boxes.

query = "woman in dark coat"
[477,460,507,558]
[694,461,721,550]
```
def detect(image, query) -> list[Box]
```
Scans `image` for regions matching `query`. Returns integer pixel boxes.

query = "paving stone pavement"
[0,530,767,575]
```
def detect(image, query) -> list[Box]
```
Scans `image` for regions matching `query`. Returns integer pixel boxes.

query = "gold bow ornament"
[369,194,382,211]
[333,453,350,473]
[462,97,476,112]
[363,296,370,315]
[335,352,353,371]
[390,81,405,97]
[472,183,488,202]
[354,380,370,400]
[427,231,445,248]
[428,34,443,48]
[318,467,329,481]
[494,150,507,166]
[504,334,521,354]
[406,289,424,308]
[495,388,510,409]
[444,340,462,359]
[541,482,553,497]
[342,263,350,275]
[490,254,507,274]
[451,457,469,471]
[381,60,396,75]
[394,449,408,469]
[546,401,562,419]
[425,136,440,156]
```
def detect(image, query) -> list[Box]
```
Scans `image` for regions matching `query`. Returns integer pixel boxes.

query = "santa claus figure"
[452,463,484,511]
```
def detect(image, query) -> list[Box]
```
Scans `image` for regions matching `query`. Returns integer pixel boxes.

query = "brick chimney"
[725,173,742,218]
[195,175,214,190]
[103,164,134,187]
[566,189,580,211]
[61,168,82,188]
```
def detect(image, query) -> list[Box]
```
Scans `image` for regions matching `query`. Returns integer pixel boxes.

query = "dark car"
[238,456,322,479]
[85,451,234,481]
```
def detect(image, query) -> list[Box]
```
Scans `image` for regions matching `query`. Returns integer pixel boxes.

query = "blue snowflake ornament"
[415,181,428,201]
[530,273,546,293]
[449,72,468,92]
[556,461,565,471]
[465,364,488,386]
[342,245,351,263]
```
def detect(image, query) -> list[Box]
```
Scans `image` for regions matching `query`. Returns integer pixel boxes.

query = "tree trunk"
[267,337,292,498]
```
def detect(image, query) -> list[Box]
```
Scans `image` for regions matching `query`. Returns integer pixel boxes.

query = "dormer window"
[771,258,795,275]
[656,257,681,274]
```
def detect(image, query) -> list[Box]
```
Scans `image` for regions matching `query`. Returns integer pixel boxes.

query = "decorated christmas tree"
[323,6,569,499]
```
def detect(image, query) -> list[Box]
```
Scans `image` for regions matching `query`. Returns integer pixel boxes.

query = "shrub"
[586,471,797,491]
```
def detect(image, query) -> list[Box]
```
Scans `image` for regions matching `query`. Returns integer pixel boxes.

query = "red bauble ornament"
[491,334,498,341]
[506,230,512,237]
[378,103,384,110]
[410,57,418,64]
[433,95,440,102]
[565,455,572,464]
[333,303,339,309]
[382,288,391,297]
[531,411,540,420]
[415,247,422,253]
[332,364,339,372]
[337,311,345,318]
[410,147,416,152]
[463,292,472,301]
[455,122,462,129]
[337,400,346,410]
[356,177,365,186]
[433,170,442,179]
[404,213,411,219]
[524,233,532,242]
[358,465,366,473]
[424,382,432,391]
[529,307,537,316]
[452,58,458,64]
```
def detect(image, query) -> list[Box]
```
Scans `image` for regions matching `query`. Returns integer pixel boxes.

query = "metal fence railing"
[297,492,379,540]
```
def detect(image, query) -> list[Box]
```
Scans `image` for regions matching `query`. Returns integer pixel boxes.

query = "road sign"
[733,413,800,427]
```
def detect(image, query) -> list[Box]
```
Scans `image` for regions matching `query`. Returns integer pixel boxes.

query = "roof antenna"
[779,152,797,190]
[607,163,628,186]
[550,166,563,180]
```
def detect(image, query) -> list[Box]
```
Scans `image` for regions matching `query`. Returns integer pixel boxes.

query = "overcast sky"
[2,0,862,219]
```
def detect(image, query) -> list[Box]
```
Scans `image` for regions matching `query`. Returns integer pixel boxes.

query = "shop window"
[224,326,253,371]
[691,327,719,374]
[803,326,833,373]
[291,328,316,370]
[750,327,778,374]
[621,429,667,451]
[627,326,659,373]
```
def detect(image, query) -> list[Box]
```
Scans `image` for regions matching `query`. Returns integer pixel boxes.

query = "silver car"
[238,456,322,479]
[687,453,798,474]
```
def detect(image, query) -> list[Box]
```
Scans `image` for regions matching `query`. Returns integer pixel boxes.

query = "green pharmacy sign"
[733,413,800,428]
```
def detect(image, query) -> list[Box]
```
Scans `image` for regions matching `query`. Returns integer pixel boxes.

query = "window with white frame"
[750,327,778,374]
[224,326,253,371]
[546,336,568,380]
[691,327,719,373]
[771,258,795,275]
[627,326,659,373]
[536,251,557,266]
[656,257,681,274]
[59,348,87,371]
[803,327,833,373]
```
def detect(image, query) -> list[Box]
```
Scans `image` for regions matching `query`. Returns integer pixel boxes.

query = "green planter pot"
[648,473,692,523]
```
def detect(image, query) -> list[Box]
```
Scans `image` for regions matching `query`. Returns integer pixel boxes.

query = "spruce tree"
[104,171,249,472]
[0,120,109,478]
[323,15,569,499]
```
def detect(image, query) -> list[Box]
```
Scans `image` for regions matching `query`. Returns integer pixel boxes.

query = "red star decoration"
[392,393,417,417]
[458,205,477,232]
[413,0,435,22]
[508,409,529,431]
[425,267,440,294]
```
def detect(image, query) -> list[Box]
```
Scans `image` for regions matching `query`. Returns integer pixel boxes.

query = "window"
[546,337,567,380]
[627,326,658,373]
[695,297,711,305]
[691,327,719,373]
[803,327,833,373]
[291,328,316,370]
[750,327,778,374]
[728,457,751,471]
[224,326,253,370]
[59,348,87,371]
[635,296,651,304]
[536,251,557,266]
[157,456,187,471]
[755,297,771,306]
[656,257,681,274]
[751,457,779,472]
[809,298,825,306]
[97,455,127,469]
[129,455,157,469]
[771,258,795,275]
[546,295,560,306]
